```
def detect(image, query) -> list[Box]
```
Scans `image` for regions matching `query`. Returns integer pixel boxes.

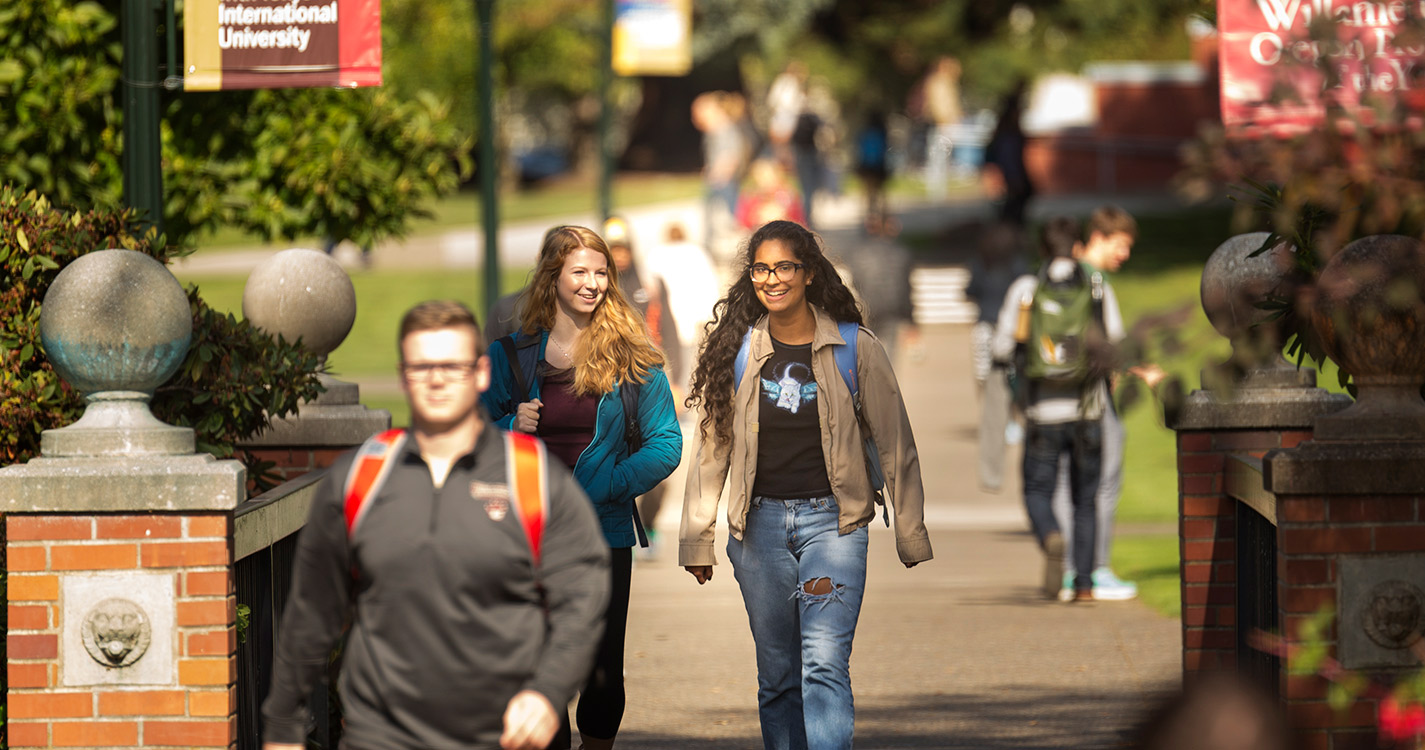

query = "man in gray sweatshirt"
[262,300,611,750]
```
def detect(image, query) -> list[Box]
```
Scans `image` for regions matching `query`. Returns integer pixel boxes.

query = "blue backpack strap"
[836,321,890,527]
[834,321,860,399]
[733,326,754,392]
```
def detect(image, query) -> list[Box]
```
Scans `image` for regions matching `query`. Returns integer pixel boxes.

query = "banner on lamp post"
[1218,0,1425,134]
[613,0,692,77]
[184,0,382,91]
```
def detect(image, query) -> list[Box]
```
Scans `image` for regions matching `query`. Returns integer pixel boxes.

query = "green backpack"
[1022,263,1104,384]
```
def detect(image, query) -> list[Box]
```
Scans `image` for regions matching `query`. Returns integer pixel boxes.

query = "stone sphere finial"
[1310,234,1425,440]
[41,250,192,395]
[1200,233,1301,358]
[241,249,356,361]
[38,249,196,456]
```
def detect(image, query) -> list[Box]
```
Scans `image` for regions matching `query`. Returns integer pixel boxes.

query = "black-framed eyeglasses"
[749,262,804,283]
[402,362,478,382]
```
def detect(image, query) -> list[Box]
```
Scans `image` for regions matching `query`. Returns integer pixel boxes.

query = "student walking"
[1050,205,1140,601]
[483,226,683,750]
[992,217,1125,602]
[262,301,611,750]
[680,220,933,750]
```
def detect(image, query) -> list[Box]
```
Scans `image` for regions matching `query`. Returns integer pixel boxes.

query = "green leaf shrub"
[0,185,323,471]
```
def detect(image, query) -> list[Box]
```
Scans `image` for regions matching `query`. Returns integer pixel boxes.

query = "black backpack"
[497,333,651,545]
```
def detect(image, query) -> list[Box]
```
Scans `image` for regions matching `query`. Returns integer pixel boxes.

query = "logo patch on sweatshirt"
[471,481,510,521]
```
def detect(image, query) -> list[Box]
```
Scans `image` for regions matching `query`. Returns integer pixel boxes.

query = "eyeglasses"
[749,262,805,283]
[402,362,478,382]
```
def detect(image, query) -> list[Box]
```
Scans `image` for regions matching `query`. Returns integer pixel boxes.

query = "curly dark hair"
[686,220,863,444]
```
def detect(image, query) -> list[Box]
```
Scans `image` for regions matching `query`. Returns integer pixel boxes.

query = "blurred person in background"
[766,60,809,165]
[854,110,891,231]
[918,56,964,201]
[693,91,749,260]
[845,214,918,366]
[738,158,805,230]
[1050,205,1140,602]
[603,215,683,560]
[981,81,1035,226]
[968,222,1030,493]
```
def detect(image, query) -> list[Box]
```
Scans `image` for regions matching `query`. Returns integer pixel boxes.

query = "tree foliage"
[0,186,324,475]
[0,0,471,249]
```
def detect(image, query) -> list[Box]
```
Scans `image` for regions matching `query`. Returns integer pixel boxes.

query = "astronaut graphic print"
[752,337,832,498]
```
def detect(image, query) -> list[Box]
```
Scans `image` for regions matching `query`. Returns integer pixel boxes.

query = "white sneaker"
[1091,568,1138,601]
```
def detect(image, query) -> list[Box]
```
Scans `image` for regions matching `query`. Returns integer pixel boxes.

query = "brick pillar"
[1170,376,1349,679]
[236,378,390,486]
[1265,440,1425,750]
[5,510,238,748]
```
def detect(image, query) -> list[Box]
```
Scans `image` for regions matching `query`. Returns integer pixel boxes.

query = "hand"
[514,399,543,433]
[263,744,303,750]
[904,561,920,569]
[1128,363,1168,390]
[500,690,558,750]
[685,565,714,584]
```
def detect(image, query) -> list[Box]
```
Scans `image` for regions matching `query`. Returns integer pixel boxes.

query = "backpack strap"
[733,326,754,392]
[836,321,890,527]
[343,428,409,537]
[497,335,528,403]
[618,379,650,548]
[504,431,549,565]
[834,321,860,399]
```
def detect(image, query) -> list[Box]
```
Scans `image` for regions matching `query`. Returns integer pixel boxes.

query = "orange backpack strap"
[504,431,549,565]
[343,428,408,537]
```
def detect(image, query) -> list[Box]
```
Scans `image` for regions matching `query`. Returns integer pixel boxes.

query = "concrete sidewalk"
[618,323,1181,749]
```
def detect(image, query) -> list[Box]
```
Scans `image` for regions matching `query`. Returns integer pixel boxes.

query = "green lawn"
[172,267,530,379]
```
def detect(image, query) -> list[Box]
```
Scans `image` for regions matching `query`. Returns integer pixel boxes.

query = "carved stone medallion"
[1361,580,1425,651]
[81,598,152,668]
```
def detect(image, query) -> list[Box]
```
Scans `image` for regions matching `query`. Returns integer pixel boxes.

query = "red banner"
[184,0,382,91]
[1219,0,1425,133]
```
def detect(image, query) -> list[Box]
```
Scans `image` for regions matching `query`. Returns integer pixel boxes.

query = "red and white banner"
[184,0,382,91]
[1219,0,1425,133]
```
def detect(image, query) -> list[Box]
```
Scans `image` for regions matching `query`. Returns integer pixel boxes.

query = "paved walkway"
[183,189,1188,747]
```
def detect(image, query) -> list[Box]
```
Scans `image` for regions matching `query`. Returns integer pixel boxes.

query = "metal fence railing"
[233,470,336,750]
[1225,454,1279,698]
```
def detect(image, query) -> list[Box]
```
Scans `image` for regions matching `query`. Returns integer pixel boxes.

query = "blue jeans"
[1023,420,1101,592]
[728,495,868,750]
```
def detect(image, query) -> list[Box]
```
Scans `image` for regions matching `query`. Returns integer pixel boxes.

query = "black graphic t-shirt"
[751,337,831,499]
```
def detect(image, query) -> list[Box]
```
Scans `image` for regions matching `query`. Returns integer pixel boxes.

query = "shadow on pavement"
[616,684,1173,749]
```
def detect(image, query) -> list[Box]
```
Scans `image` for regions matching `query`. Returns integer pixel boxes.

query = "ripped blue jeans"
[728,495,868,750]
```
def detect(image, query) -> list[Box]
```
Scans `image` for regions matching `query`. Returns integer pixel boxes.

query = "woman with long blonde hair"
[483,225,682,750]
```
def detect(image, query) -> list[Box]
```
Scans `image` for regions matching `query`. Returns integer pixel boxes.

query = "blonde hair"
[519,226,664,396]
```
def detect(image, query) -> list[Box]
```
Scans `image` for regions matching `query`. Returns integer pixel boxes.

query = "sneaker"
[1057,572,1075,603]
[1073,588,1095,603]
[1041,532,1065,600]
[1091,568,1138,601]
[636,530,660,563]
[1005,420,1024,446]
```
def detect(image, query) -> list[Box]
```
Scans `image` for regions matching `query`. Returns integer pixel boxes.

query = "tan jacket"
[679,306,934,567]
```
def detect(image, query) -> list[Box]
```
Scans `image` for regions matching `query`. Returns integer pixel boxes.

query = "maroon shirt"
[537,366,599,470]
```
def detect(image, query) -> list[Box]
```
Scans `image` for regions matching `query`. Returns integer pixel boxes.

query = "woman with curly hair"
[679,220,933,750]
[482,225,682,750]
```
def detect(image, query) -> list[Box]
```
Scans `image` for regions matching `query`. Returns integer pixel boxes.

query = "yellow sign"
[613,0,692,77]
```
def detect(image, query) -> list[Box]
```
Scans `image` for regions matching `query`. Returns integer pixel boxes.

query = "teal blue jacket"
[481,329,682,547]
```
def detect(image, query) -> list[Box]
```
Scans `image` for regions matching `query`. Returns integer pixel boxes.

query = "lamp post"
[121,0,165,238]
[478,0,500,322]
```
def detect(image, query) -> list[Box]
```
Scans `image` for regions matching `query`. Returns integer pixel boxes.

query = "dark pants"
[1022,420,1100,592]
[551,548,632,748]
